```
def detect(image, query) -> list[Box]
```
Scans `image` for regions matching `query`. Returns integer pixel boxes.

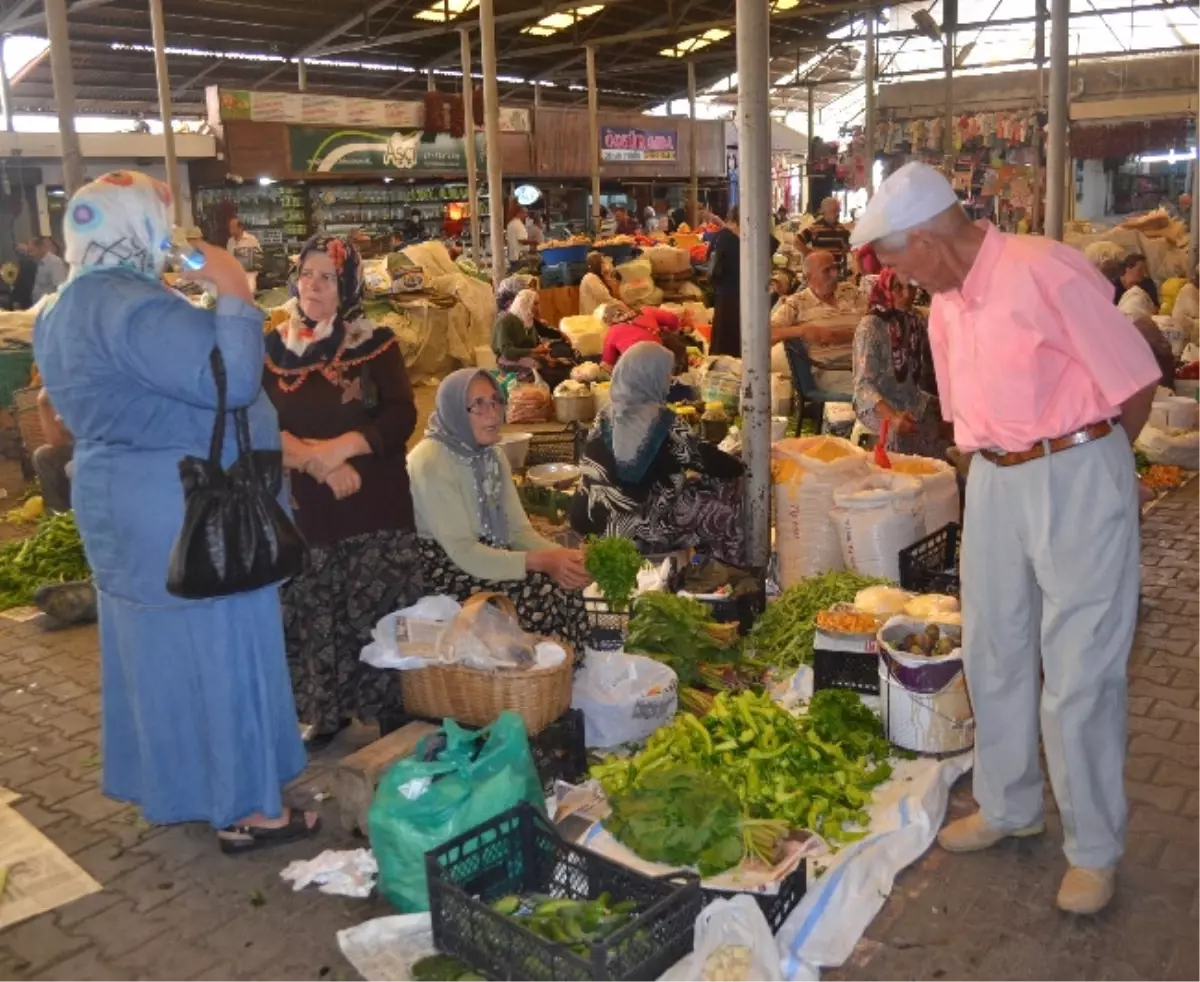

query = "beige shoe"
[1056,866,1115,915]
[937,811,1046,853]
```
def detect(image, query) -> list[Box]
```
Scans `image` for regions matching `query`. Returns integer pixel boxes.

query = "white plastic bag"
[830,472,925,581]
[772,437,870,586]
[1136,424,1200,469]
[877,453,960,535]
[571,650,678,748]
[360,595,462,669]
[692,895,781,982]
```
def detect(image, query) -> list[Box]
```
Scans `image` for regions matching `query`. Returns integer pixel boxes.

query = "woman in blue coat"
[33,171,317,853]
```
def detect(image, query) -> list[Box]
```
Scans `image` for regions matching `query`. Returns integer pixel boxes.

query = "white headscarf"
[601,341,675,483]
[63,171,174,280]
[509,289,539,328]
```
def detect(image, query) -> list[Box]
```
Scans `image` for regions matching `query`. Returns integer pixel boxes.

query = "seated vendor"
[600,303,687,373]
[770,250,860,393]
[491,288,575,389]
[579,252,620,316]
[570,342,745,565]
[408,369,590,649]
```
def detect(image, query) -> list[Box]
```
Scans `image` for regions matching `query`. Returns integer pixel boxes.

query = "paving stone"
[1128,678,1198,709]
[52,889,123,930]
[69,834,155,886]
[32,949,126,982]
[19,769,95,807]
[66,899,173,960]
[1127,780,1187,812]
[55,787,133,826]
[1127,713,1179,740]
[1125,754,1159,782]
[1155,758,1200,789]
[0,750,59,788]
[12,796,68,831]
[0,915,88,975]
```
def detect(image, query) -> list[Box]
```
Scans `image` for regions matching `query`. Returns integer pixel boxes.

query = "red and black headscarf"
[868,267,930,391]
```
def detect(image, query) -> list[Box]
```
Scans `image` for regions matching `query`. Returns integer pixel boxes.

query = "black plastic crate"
[701,860,807,933]
[813,648,880,696]
[668,561,765,636]
[427,803,703,981]
[899,522,961,597]
[527,425,583,466]
[584,596,630,643]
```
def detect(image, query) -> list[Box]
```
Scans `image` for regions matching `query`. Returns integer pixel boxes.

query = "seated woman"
[579,251,620,316]
[492,288,575,389]
[600,303,687,373]
[570,342,745,565]
[852,267,950,458]
[408,369,590,649]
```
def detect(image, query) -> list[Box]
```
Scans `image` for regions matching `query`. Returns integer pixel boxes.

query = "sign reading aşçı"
[289,126,486,174]
[599,127,678,162]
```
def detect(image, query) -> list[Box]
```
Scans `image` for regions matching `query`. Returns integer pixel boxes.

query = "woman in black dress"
[707,206,779,357]
[264,235,421,746]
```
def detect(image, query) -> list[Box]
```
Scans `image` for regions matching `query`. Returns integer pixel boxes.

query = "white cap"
[850,161,960,247]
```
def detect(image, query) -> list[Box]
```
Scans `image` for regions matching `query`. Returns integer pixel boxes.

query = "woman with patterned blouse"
[851,267,950,458]
[264,235,421,746]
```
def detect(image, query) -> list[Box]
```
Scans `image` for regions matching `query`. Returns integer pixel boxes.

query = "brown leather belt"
[979,421,1115,468]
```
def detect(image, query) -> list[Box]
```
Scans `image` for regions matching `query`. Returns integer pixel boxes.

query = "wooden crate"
[331,721,439,834]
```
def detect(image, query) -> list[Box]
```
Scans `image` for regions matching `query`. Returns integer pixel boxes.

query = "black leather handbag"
[166,348,306,599]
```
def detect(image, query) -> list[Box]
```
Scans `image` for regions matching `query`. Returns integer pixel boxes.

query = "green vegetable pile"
[745,570,888,668]
[1134,449,1152,476]
[584,535,643,612]
[594,689,894,849]
[0,512,90,611]
[624,592,740,684]
[411,954,484,981]
[606,764,787,876]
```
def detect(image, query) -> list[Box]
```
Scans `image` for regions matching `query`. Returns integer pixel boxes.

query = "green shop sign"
[289,126,486,174]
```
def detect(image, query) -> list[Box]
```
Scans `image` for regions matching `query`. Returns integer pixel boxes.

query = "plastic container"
[498,432,533,471]
[595,242,635,264]
[898,523,961,597]
[427,803,702,982]
[554,391,596,424]
[877,618,973,755]
[701,861,807,933]
[812,625,880,696]
[539,243,590,265]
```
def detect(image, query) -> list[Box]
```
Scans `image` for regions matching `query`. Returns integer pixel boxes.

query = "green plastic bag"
[368,711,546,912]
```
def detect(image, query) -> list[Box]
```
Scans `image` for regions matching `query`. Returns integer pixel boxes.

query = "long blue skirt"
[98,587,307,829]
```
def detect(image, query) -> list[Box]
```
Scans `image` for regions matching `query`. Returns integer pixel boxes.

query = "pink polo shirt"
[928,223,1161,453]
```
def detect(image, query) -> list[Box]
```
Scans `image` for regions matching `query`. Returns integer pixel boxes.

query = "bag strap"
[207,347,227,465]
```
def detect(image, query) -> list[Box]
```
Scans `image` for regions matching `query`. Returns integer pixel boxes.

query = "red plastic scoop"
[874,418,892,468]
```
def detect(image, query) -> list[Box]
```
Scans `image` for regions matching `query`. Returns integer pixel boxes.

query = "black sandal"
[218,810,321,855]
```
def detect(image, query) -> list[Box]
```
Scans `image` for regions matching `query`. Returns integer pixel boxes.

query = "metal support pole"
[426,69,436,91]
[586,45,601,235]
[805,84,814,214]
[479,0,506,285]
[298,57,307,92]
[533,80,542,107]
[44,0,84,195]
[148,0,183,225]
[687,60,698,226]
[1031,0,1045,233]
[942,33,955,168]
[1045,0,1068,241]
[0,36,13,132]
[1190,160,1199,273]
[459,29,481,264]
[736,0,771,571]
[864,12,875,196]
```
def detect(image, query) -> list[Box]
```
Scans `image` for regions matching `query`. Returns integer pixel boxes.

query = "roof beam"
[297,0,402,57]
[2,0,114,34]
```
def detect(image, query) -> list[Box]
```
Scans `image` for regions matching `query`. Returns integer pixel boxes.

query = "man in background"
[225,216,260,256]
[11,241,37,310]
[799,196,852,277]
[770,250,859,392]
[30,237,68,305]
[33,388,73,515]
[506,205,531,270]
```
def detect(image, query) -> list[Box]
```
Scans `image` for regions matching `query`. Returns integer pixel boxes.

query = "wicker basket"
[13,386,44,456]
[399,592,574,734]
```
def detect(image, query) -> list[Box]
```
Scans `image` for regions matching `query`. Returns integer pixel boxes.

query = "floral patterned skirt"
[281,528,423,736]
[418,538,589,654]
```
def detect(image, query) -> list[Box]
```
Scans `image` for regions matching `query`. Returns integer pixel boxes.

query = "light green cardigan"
[408,438,557,581]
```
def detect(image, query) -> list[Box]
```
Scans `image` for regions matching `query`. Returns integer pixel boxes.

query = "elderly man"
[853,162,1160,916]
[29,237,68,305]
[799,196,852,276]
[769,250,860,392]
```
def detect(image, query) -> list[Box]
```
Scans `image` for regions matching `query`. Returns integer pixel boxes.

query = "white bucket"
[474,345,499,371]
[877,617,974,755]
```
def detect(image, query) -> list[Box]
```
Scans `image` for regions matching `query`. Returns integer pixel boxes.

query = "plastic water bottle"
[165,241,206,272]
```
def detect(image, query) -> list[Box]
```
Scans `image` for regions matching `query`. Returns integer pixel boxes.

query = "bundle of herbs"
[594,689,895,852]
[623,592,740,685]
[583,535,643,613]
[0,512,90,611]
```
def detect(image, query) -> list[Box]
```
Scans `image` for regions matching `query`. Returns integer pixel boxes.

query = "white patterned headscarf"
[602,341,676,484]
[63,171,174,280]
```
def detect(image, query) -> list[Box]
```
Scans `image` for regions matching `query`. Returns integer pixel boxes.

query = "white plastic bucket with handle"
[877,616,974,754]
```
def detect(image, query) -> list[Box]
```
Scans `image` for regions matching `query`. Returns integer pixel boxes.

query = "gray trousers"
[33,443,73,514]
[962,427,1138,869]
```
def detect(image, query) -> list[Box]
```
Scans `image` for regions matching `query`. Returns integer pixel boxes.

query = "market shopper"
[408,369,590,649]
[34,171,315,850]
[799,196,852,276]
[506,205,531,270]
[600,303,687,373]
[851,267,949,458]
[1112,252,1159,310]
[708,206,780,357]
[265,234,421,747]
[32,387,74,514]
[30,236,68,305]
[571,342,745,564]
[770,250,860,393]
[853,161,1161,915]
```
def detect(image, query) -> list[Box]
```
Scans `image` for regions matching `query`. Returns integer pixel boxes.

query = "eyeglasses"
[467,396,505,416]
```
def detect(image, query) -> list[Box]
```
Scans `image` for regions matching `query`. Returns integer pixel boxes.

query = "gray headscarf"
[600,341,676,484]
[425,369,510,547]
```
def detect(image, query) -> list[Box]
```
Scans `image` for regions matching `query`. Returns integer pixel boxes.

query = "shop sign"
[213,87,529,133]
[289,126,486,174]
[599,126,678,162]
